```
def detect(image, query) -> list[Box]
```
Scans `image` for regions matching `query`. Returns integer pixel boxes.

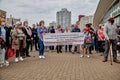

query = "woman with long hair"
[37,20,48,59]
[22,21,32,57]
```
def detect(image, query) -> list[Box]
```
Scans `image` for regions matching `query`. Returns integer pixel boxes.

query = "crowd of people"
[0,17,120,67]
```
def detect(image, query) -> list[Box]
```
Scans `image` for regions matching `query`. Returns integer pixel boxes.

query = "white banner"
[43,32,85,46]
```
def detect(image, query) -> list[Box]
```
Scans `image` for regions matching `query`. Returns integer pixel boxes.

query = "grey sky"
[0,0,99,26]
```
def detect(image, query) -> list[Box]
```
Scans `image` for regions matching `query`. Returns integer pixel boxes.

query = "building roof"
[93,0,116,28]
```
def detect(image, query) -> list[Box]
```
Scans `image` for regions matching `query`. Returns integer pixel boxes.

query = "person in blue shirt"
[71,24,81,54]
[37,20,48,59]
[0,21,10,66]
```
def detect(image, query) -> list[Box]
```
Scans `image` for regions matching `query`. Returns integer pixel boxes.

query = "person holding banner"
[64,27,71,52]
[37,20,48,59]
[55,25,62,53]
[49,26,55,51]
[71,24,81,54]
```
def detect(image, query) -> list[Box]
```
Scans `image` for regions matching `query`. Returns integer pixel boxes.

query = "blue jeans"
[38,40,44,56]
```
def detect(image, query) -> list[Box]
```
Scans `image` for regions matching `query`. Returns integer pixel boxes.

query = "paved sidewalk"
[0,51,120,80]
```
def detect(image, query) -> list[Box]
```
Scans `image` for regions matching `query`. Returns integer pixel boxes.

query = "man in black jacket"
[22,21,32,57]
[31,24,38,51]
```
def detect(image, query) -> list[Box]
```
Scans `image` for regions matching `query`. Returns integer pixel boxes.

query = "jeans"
[38,40,44,56]
[104,39,117,60]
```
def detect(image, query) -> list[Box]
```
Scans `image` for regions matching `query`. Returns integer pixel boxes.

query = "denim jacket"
[37,26,48,41]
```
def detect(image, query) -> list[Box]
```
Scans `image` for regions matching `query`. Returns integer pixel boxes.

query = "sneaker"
[113,59,120,63]
[5,61,9,64]
[15,58,19,63]
[4,63,9,66]
[76,52,80,54]
[26,55,31,57]
[72,51,75,54]
[4,62,9,66]
[42,56,45,59]
[0,64,3,67]
[39,56,42,59]
[117,53,120,57]
[102,59,107,62]
[87,55,90,58]
[19,57,24,61]
[80,55,83,58]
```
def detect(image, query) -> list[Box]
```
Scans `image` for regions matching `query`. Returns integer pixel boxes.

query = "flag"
[11,18,14,27]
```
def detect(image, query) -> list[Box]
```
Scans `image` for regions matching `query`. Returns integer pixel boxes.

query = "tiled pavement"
[0,51,120,80]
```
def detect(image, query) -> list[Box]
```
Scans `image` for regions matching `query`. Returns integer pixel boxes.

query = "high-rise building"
[56,8,71,29]
[49,21,57,29]
[78,15,93,31]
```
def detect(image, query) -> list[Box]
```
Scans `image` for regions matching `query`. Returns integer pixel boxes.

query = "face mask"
[1,22,5,26]
[111,20,114,24]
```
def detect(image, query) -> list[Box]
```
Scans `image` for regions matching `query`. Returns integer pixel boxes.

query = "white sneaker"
[87,55,90,58]
[117,53,120,57]
[0,64,3,67]
[39,56,42,59]
[4,61,9,66]
[19,57,24,61]
[42,56,45,59]
[80,55,83,58]
[5,61,9,64]
[15,58,19,63]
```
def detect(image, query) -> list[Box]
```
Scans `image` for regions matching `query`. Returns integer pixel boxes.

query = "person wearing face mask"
[0,21,10,66]
[22,21,32,57]
[103,17,120,63]
[37,20,48,59]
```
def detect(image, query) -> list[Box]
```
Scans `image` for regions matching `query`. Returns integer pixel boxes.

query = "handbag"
[7,48,14,58]
[85,38,92,43]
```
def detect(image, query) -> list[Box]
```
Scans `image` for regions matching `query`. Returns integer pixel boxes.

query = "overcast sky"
[0,0,99,26]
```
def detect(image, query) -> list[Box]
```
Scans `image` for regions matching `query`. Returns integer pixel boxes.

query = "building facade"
[6,18,20,26]
[0,9,6,26]
[0,9,6,18]
[78,15,93,31]
[94,0,120,28]
[56,8,71,29]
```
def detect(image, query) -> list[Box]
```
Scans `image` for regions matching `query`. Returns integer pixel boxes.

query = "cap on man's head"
[108,17,114,21]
